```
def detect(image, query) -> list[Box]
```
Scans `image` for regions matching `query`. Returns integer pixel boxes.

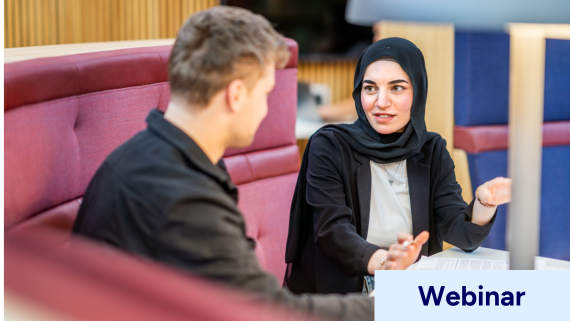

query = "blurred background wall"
[4,0,356,105]
[4,0,219,48]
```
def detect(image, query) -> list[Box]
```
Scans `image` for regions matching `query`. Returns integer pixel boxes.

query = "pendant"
[389,179,394,185]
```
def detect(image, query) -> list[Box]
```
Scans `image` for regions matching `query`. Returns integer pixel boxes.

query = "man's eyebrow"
[363,79,376,85]
[388,79,409,85]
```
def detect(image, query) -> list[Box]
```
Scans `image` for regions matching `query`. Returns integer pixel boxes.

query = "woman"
[284,37,511,295]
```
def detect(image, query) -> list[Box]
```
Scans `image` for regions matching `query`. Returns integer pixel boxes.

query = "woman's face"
[360,59,413,135]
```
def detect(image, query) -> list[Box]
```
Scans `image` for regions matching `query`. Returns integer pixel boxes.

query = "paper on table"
[415,256,509,270]
[415,256,570,270]
[534,257,570,270]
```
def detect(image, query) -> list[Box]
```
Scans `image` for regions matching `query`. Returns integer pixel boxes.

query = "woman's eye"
[364,86,376,92]
[392,85,404,92]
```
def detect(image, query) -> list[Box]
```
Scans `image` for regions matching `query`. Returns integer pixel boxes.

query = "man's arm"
[153,195,374,321]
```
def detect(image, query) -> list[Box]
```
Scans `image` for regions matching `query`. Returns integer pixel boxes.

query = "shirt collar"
[145,109,233,186]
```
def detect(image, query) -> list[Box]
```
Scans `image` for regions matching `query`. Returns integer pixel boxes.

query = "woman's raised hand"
[477,177,512,206]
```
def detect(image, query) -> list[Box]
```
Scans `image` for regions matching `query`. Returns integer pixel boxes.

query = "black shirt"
[73,110,373,321]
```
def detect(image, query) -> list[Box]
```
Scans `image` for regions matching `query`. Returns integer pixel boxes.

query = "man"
[73,6,428,321]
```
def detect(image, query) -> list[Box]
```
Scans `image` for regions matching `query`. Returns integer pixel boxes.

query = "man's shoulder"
[95,129,225,203]
[104,130,167,169]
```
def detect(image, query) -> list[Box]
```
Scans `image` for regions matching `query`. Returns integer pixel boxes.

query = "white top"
[366,160,413,248]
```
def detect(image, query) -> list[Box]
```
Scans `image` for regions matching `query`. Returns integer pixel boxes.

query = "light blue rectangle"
[375,271,570,321]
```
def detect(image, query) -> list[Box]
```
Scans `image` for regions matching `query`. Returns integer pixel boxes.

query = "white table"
[407,247,570,270]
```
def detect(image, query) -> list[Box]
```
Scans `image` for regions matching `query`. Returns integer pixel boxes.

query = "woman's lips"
[374,114,395,123]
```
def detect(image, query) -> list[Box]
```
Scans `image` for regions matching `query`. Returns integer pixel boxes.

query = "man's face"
[229,63,276,148]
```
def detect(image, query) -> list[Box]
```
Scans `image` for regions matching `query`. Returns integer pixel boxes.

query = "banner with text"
[375,271,570,321]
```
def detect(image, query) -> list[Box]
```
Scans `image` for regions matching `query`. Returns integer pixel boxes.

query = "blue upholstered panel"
[455,34,570,125]
[465,146,570,260]
[454,31,510,126]
[544,39,570,122]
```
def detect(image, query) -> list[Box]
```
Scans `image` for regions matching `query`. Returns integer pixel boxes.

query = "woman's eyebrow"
[388,79,409,85]
[363,79,376,85]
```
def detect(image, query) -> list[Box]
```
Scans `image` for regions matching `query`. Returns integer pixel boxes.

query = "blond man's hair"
[168,6,290,107]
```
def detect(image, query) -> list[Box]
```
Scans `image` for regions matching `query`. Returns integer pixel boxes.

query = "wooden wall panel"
[4,0,219,48]
[297,59,358,104]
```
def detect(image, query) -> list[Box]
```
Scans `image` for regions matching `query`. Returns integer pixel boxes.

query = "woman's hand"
[382,231,429,270]
[477,177,512,206]
[367,231,429,273]
[472,177,512,226]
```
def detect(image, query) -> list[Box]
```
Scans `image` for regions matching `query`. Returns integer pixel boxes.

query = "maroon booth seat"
[454,120,570,153]
[5,39,300,283]
[6,227,319,321]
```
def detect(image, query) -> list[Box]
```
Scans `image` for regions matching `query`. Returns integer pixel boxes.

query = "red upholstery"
[454,120,570,153]
[237,173,298,279]
[5,198,81,250]
[5,39,299,285]
[5,38,298,111]
[6,228,317,321]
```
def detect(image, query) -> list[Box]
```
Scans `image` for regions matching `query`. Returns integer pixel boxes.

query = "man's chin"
[227,136,255,149]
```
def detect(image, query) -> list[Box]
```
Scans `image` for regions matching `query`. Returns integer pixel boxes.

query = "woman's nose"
[376,89,391,109]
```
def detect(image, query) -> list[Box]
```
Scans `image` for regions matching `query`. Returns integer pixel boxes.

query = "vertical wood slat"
[103,0,111,41]
[73,0,81,43]
[174,0,181,36]
[49,0,56,44]
[21,0,29,46]
[15,0,21,47]
[61,0,68,44]
[42,0,50,45]
[80,0,87,43]
[4,0,220,48]
[87,0,95,43]
[168,0,175,39]
[28,0,36,46]
[33,0,39,45]
[133,0,140,40]
[159,0,166,39]
[125,0,133,40]
[148,0,157,39]
[59,0,67,43]
[6,0,12,48]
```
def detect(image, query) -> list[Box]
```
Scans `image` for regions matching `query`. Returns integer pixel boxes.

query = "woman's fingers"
[481,177,512,205]
[413,231,429,246]
[383,232,430,270]
[384,261,399,270]
[384,250,405,270]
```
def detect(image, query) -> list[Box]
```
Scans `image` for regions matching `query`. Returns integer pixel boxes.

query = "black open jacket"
[285,129,497,294]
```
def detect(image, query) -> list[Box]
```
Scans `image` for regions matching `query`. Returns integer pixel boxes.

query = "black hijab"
[285,37,433,263]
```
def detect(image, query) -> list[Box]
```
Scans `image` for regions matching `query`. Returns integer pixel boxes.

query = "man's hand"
[382,231,429,270]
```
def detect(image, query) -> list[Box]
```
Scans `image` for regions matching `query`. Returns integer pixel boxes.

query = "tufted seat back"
[4,39,300,281]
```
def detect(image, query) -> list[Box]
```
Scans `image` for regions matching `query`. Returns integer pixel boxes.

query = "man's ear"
[226,79,247,113]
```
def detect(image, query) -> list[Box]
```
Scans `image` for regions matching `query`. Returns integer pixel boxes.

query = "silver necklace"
[382,162,401,185]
